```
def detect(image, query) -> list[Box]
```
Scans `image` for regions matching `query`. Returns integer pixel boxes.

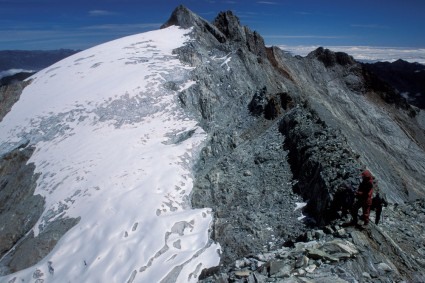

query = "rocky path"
[198,200,425,282]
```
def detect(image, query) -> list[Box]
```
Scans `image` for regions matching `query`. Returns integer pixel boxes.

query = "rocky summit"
[1,5,425,282]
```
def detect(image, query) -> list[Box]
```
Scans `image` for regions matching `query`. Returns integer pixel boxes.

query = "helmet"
[361,170,373,179]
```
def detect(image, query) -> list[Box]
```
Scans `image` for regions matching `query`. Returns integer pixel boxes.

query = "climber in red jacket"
[350,170,374,226]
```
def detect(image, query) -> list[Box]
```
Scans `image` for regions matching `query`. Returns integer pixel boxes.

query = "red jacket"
[356,170,374,205]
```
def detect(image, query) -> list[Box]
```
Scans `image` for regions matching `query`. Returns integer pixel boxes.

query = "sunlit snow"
[0,25,220,283]
[294,202,307,211]
[294,202,307,221]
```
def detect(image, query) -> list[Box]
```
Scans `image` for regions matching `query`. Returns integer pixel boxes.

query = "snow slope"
[0,25,220,283]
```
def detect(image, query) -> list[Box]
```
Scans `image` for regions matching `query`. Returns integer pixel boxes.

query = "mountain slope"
[284,47,425,202]
[0,25,219,282]
[363,59,425,109]
[1,5,425,283]
[161,6,425,281]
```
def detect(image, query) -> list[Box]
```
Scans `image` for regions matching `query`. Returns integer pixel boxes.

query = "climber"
[331,183,356,219]
[371,183,388,225]
[350,170,374,226]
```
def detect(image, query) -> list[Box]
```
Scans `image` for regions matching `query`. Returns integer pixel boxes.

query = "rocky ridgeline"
[163,6,312,264]
[161,5,425,281]
[280,106,364,226]
[0,5,424,281]
[191,88,425,281]
[198,200,425,283]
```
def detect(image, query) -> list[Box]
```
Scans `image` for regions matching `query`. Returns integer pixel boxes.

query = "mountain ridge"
[162,6,425,281]
[0,5,424,282]
[363,59,425,109]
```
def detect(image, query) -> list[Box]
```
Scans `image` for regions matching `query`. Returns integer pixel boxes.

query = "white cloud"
[267,35,346,39]
[351,24,389,29]
[0,68,34,79]
[89,10,117,16]
[257,1,279,4]
[277,45,425,64]
[82,23,161,31]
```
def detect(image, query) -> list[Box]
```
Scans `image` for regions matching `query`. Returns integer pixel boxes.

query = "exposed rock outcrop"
[199,199,425,282]
[0,84,80,276]
[0,143,80,276]
[0,80,31,122]
[163,5,425,280]
[1,5,424,282]
[0,72,34,87]
[307,47,356,67]
[280,106,363,225]
[0,145,43,263]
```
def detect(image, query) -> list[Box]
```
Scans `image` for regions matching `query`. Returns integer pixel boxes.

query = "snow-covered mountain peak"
[2,5,425,283]
[0,25,220,283]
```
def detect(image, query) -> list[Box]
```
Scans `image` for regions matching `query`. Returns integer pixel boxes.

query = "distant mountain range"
[363,59,425,109]
[2,49,424,109]
[0,49,79,79]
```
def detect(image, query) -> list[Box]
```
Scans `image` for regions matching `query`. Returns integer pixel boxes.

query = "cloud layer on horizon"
[277,45,425,64]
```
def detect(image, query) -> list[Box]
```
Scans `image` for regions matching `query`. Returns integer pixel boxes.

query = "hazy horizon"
[1,1,424,50]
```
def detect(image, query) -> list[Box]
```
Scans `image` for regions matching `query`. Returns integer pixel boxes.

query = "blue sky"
[1,0,424,51]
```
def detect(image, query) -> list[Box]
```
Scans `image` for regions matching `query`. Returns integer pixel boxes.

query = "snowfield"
[0,25,220,283]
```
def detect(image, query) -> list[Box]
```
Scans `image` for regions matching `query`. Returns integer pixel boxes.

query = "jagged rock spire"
[161,5,267,57]
[213,10,266,57]
[161,5,227,43]
[161,5,202,29]
[213,11,245,42]
[307,47,356,67]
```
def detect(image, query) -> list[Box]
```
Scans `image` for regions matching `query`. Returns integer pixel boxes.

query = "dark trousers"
[375,206,382,224]
[372,203,383,224]
[351,200,371,224]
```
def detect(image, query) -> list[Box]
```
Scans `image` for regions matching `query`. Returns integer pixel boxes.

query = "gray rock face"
[280,107,364,225]
[163,5,425,280]
[164,7,310,264]
[0,80,31,122]
[0,87,80,276]
[0,5,424,281]
[307,47,357,68]
[199,200,425,282]
[1,216,80,275]
[280,49,425,203]
[0,145,43,262]
[192,120,304,264]
[0,145,79,276]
